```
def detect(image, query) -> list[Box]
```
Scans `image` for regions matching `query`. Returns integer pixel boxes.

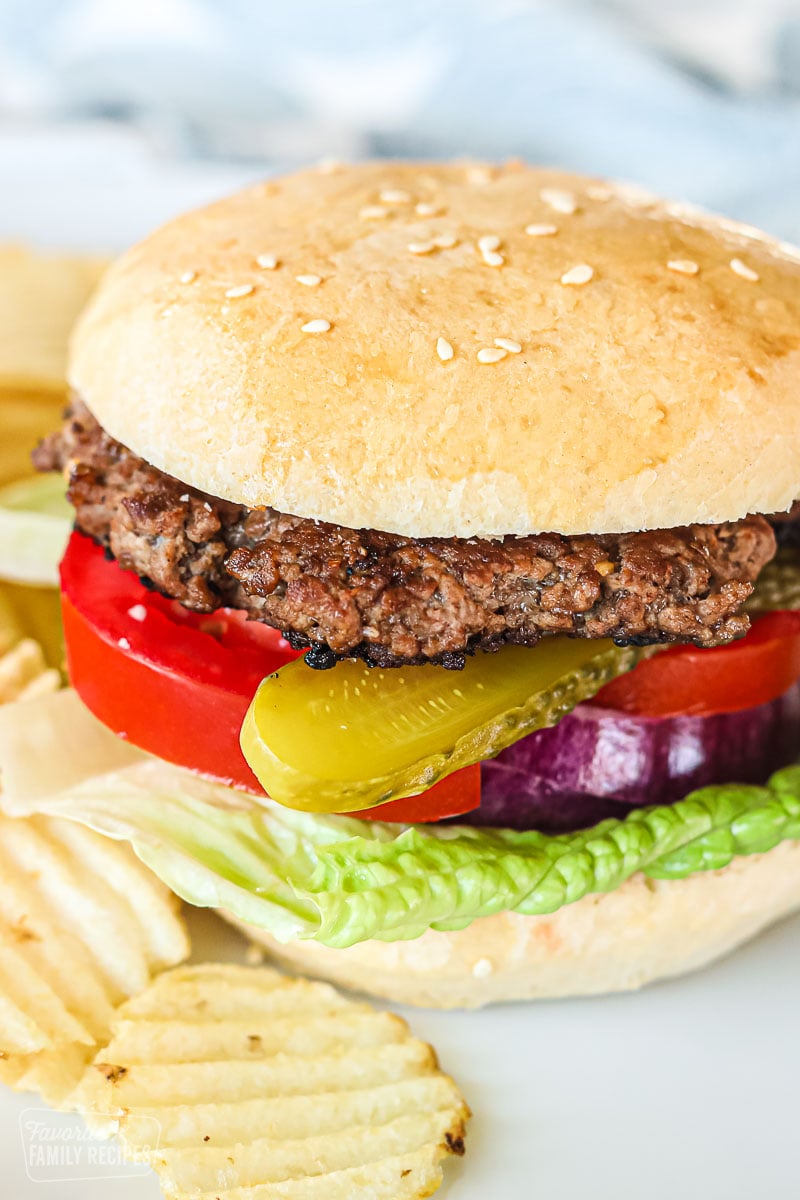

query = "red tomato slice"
[60,531,481,820]
[353,764,482,823]
[590,610,800,718]
[60,531,299,793]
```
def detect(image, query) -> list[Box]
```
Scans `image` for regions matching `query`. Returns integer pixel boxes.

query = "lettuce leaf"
[56,765,800,947]
[1,691,798,949]
[0,475,71,585]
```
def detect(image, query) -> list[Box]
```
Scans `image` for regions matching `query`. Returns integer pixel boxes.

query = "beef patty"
[34,402,777,667]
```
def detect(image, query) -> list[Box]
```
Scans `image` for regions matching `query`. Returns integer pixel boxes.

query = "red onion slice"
[475,683,800,832]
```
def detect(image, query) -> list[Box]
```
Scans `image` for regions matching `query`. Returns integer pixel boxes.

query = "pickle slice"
[746,548,800,615]
[240,638,644,813]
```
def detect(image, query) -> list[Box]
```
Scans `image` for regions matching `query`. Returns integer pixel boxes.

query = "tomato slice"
[60,531,481,819]
[351,764,482,823]
[591,610,800,718]
[60,531,299,793]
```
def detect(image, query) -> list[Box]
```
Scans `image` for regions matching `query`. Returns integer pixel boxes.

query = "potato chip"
[0,814,189,1105]
[74,963,469,1199]
[0,590,22,656]
[0,245,106,488]
[0,580,64,669]
[0,638,60,704]
[0,391,66,490]
[0,643,183,1099]
[0,245,105,394]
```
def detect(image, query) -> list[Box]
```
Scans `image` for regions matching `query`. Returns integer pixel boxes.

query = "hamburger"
[24,160,800,1008]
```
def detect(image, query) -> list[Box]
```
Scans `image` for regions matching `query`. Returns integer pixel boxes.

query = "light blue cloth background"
[1,0,799,239]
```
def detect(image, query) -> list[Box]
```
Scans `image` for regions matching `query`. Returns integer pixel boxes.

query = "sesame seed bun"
[225,841,800,1009]
[69,161,800,538]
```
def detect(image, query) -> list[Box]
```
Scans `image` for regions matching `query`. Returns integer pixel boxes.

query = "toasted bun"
[70,162,800,538]
[226,842,800,1008]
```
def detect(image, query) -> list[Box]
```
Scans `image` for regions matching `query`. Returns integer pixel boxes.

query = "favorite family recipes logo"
[20,1109,160,1183]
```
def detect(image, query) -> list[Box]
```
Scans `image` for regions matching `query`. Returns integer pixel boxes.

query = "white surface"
[0,124,258,252]
[1,161,799,1200]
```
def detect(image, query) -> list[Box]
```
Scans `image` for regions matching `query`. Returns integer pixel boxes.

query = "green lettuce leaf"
[0,474,71,585]
[2,691,798,949]
[58,765,800,947]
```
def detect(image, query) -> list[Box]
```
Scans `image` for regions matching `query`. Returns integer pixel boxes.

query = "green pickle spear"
[240,637,645,813]
[745,547,800,615]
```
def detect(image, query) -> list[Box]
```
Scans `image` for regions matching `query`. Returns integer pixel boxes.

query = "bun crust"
[70,162,800,538]
[226,843,800,1008]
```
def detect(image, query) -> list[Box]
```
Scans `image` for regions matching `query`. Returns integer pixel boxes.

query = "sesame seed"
[621,183,657,205]
[478,234,501,254]
[127,604,147,622]
[472,958,494,978]
[560,264,594,286]
[380,187,411,204]
[256,254,279,270]
[525,223,558,237]
[415,202,443,216]
[317,156,342,174]
[408,240,437,255]
[224,283,254,298]
[467,166,493,185]
[179,270,197,283]
[541,187,577,215]
[179,493,190,502]
[730,257,759,282]
[301,318,331,333]
[296,273,322,286]
[359,205,389,220]
[436,337,454,362]
[667,259,699,276]
[494,337,522,353]
[586,184,613,201]
[477,346,507,363]
[476,234,504,267]
[433,232,458,249]
[117,637,131,651]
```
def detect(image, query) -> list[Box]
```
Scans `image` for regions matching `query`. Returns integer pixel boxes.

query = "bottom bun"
[223,842,800,1009]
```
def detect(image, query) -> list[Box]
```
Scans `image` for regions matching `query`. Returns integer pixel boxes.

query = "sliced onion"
[475,683,800,833]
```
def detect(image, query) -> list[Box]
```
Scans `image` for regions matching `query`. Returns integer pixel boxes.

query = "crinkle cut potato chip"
[0,247,106,488]
[0,590,23,654]
[0,812,189,1105]
[73,963,469,1200]
[0,567,59,700]
[0,245,106,394]
[0,638,60,704]
[0,635,187,1105]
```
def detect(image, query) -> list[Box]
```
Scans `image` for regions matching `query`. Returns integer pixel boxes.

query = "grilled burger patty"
[35,402,777,667]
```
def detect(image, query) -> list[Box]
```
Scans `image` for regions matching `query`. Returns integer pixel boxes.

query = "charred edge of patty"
[281,625,683,670]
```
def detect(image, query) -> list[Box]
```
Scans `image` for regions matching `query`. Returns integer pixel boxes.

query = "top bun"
[69,161,800,538]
